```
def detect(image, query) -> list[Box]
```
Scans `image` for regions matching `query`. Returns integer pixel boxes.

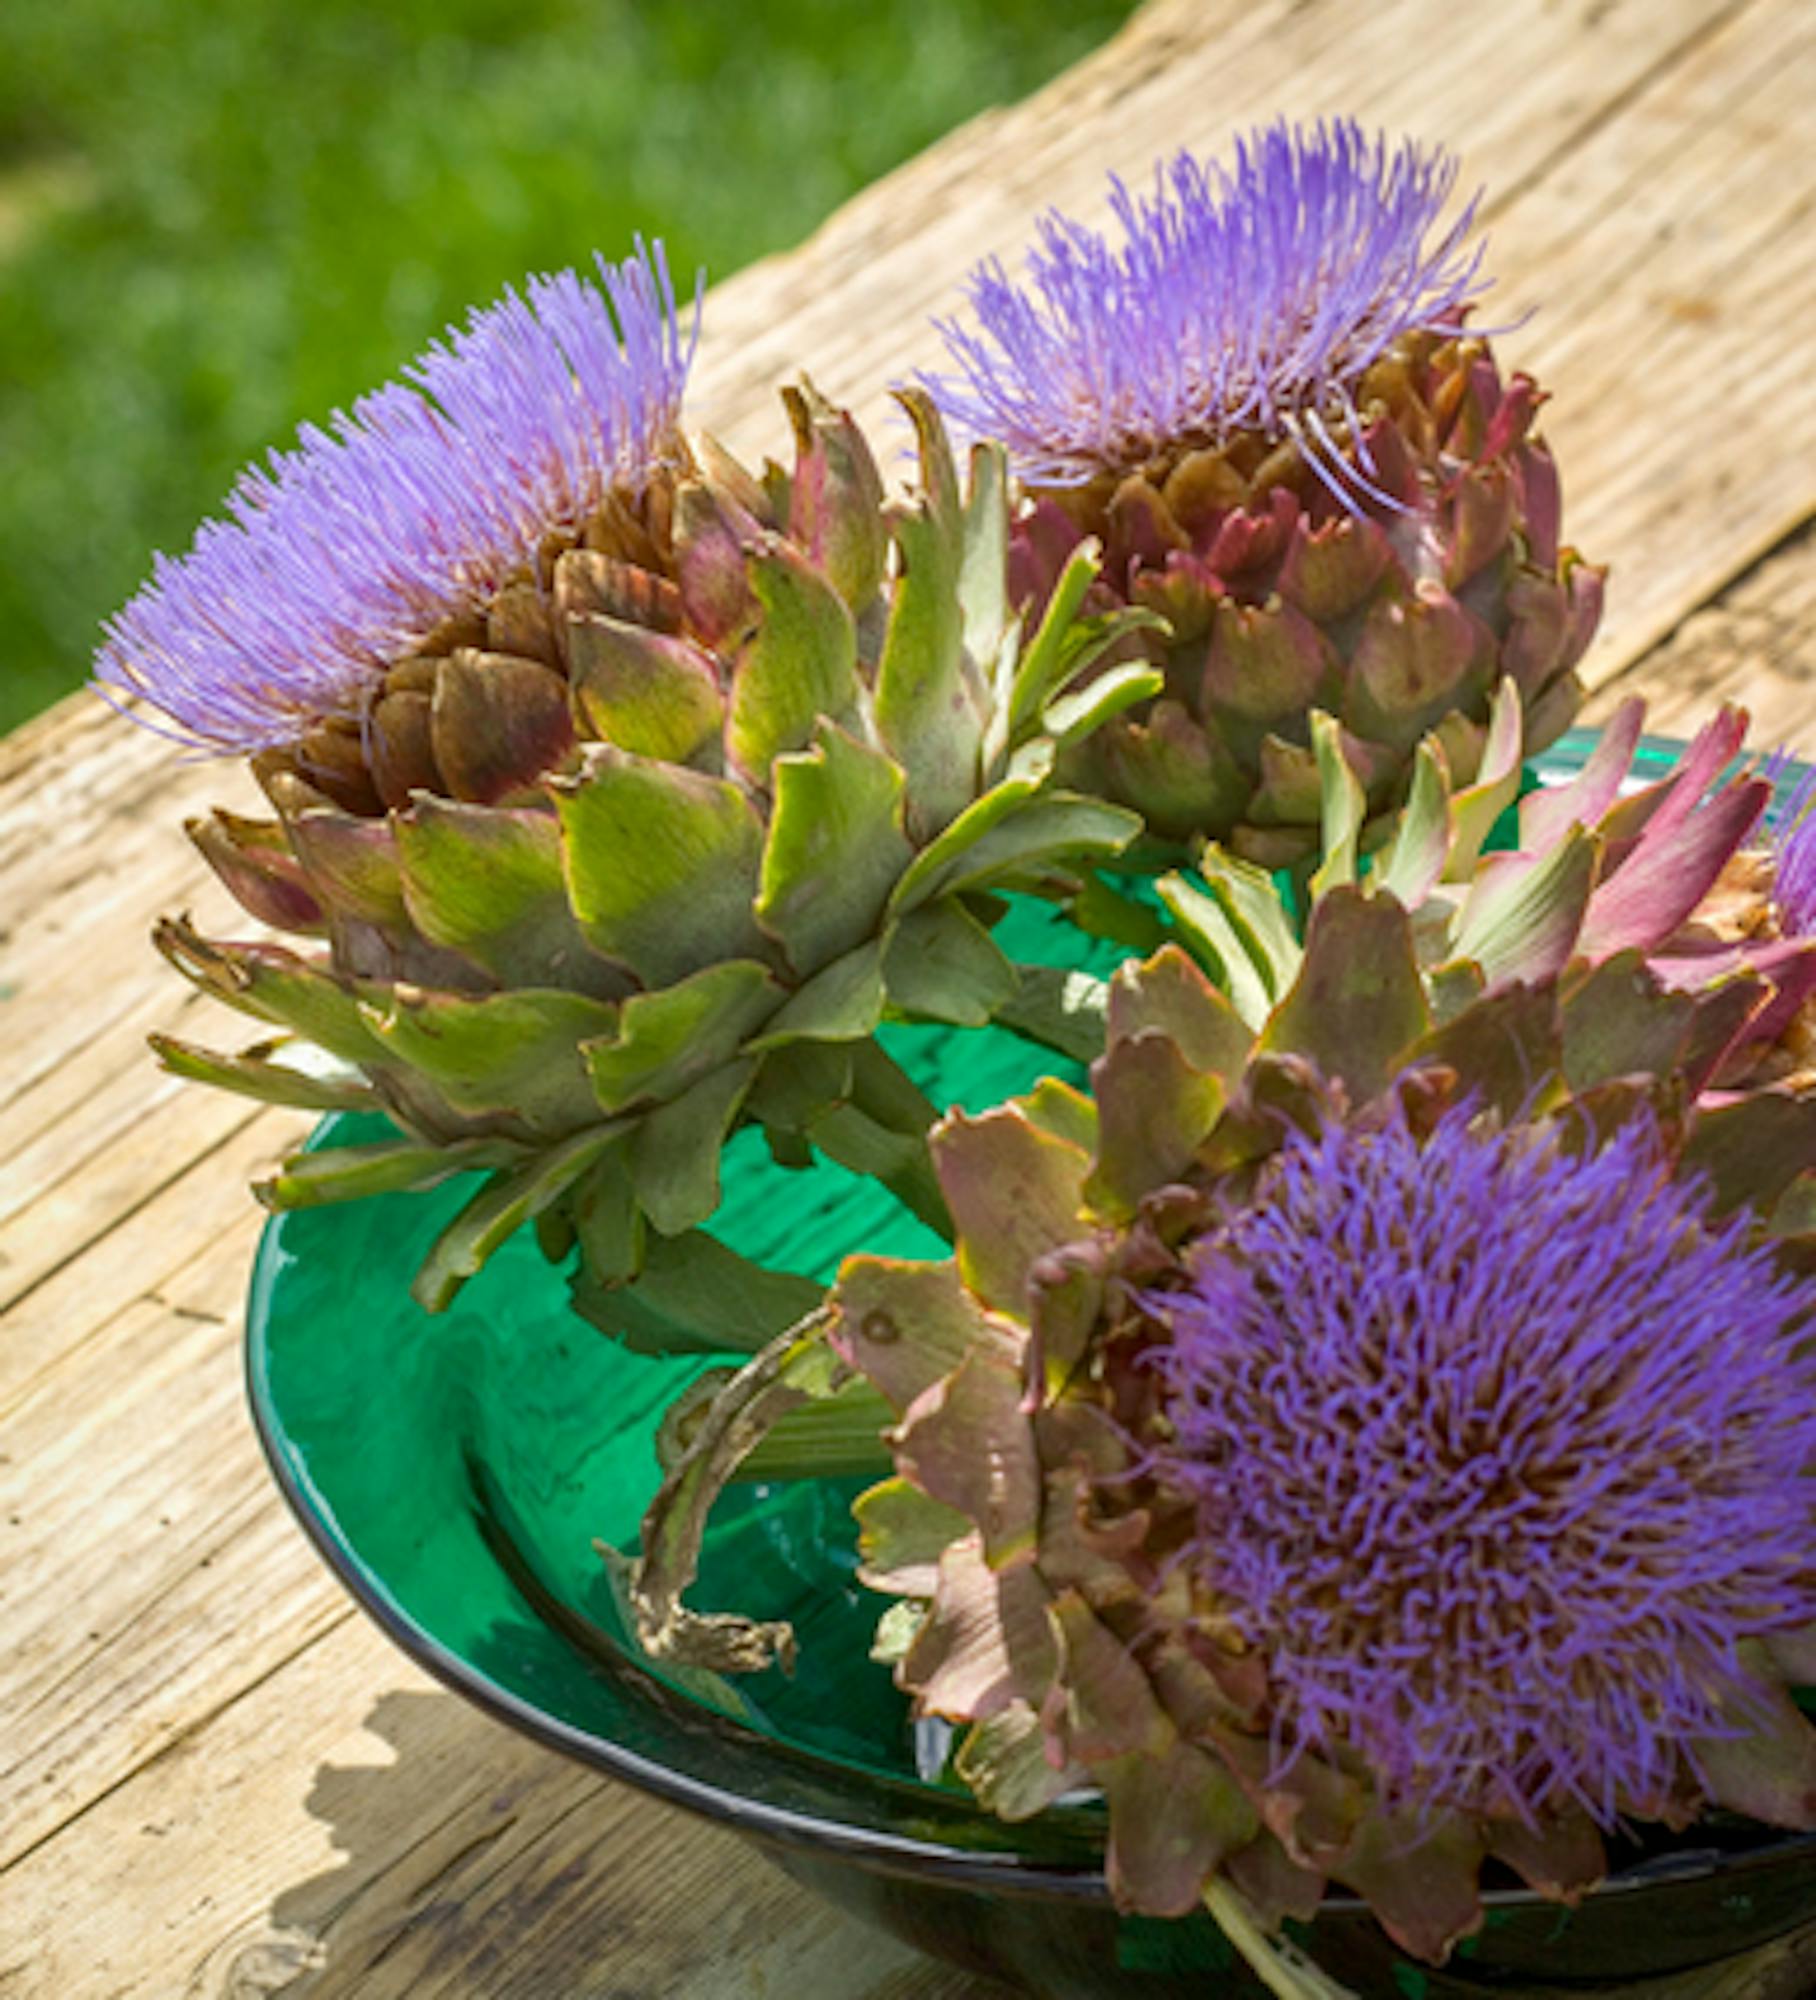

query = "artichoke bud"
[1026,331,1604,863]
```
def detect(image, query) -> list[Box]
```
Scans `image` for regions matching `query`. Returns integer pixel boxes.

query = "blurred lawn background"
[0,0,1134,735]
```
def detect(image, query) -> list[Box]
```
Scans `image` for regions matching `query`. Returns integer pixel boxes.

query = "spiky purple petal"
[1147,1109,1816,1827]
[922,121,1487,489]
[95,242,699,752]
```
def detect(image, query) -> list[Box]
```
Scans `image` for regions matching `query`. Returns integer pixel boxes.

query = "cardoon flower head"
[96,241,697,755]
[925,120,1485,491]
[1152,1108,1816,1827]
[134,262,1155,1308]
[801,904,1816,1962]
[918,121,1601,867]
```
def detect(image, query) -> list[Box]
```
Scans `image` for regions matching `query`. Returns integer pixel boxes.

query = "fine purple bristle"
[922,120,1488,489]
[95,241,699,753]
[1147,1107,1816,1826]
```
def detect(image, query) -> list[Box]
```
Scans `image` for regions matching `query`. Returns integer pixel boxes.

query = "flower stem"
[620,1306,845,1674]
[807,1039,952,1238]
[735,1376,895,1482]
[1201,1880,1359,2000]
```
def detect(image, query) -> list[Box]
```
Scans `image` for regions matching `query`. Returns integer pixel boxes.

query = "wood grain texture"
[3,0,1814,1994]
[2,1617,1004,1999]
[1594,519,1816,748]
[689,0,1815,684]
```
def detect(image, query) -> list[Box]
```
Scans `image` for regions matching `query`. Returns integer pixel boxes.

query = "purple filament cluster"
[923,120,1487,491]
[95,242,699,753]
[1149,1108,1816,1826]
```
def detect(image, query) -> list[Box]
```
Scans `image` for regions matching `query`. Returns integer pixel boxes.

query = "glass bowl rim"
[244,722,1816,1912]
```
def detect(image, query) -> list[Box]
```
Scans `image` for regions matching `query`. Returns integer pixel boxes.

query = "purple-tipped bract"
[924,120,1487,489]
[1151,1108,1816,1827]
[96,242,699,752]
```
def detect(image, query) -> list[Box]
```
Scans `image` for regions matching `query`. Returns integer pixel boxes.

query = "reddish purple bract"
[1772,763,1816,937]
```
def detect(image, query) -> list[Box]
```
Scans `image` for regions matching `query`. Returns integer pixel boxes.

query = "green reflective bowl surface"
[246,733,1816,1997]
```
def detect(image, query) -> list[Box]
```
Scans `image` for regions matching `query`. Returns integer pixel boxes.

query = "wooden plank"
[2,1595,1809,1997]
[0,982,243,1227]
[1480,7,1816,678]
[0,754,260,1118]
[1590,517,1816,749]
[0,1089,261,1328]
[0,1110,304,1417]
[0,1199,341,1868]
[1699,1932,1816,2000]
[0,1612,1003,1999]
[0,703,228,948]
[692,0,1811,692]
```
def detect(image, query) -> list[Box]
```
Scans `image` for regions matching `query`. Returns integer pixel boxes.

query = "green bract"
[155,387,1149,1323]
[1102,680,1816,1090]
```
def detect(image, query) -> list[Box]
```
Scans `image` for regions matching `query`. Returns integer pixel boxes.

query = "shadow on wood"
[252,1682,1006,1999]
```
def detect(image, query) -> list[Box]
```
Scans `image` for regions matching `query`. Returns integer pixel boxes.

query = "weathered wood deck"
[3,0,1814,1992]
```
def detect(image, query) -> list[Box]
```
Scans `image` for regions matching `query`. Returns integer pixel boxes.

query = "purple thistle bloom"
[1147,1108,1816,1828]
[922,120,1488,492]
[95,242,699,753]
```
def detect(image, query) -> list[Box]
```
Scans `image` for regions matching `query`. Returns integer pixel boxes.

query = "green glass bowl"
[247,733,1816,1998]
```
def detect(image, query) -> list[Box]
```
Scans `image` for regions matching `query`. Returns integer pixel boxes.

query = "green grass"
[0,0,1133,734]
